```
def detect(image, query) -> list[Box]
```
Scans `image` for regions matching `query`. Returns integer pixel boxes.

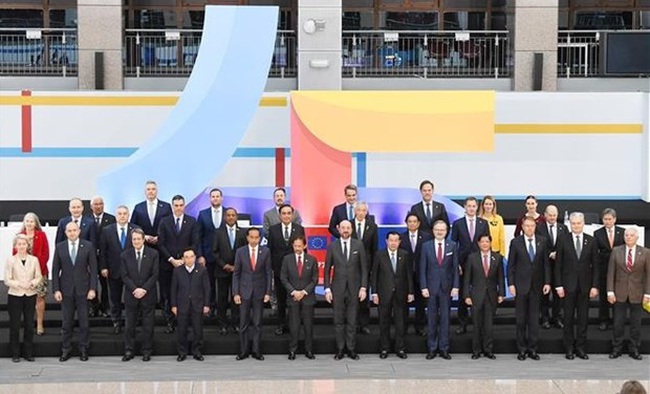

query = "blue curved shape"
[97,5,279,211]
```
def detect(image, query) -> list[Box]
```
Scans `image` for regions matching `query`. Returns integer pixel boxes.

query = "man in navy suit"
[507,216,551,361]
[52,221,98,362]
[170,247,211,362]
[197,188,225,314]
[90,195,116,318]
[421,220,459,360]
[99,205,138,334]
[451,196,489,334]
[55,198,96,246]
[408,180,450,232]
[328,184,359,238]
[130,180,172,249]
[157,195,200,333]
[233,227,272,361]
[400,213,432,336]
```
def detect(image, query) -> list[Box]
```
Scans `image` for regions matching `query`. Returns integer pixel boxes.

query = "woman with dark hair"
[513,195,545,237]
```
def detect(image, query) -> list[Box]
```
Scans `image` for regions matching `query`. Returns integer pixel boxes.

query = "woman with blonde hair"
[13,212,50,335]
[5,234,43,362]
[479,196,506,256]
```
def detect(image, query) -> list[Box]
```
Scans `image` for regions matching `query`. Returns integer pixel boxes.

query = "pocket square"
[353,251,358,254]
[445,252,453,256]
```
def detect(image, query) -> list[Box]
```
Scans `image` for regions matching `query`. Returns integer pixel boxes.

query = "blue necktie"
[120,227,126,249]
[527,238,535,261]
[348,205,353,221]
[70,242,77,265]
[229,227,235,249]
[390,251,397,272]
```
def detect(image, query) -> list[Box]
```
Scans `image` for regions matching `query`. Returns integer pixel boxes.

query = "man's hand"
[542,285,551,295]
[421,289,430,298]
[198,257,206,266]
[549,251,557,260]
[325,290,333,304]
[294,291,305,302]
[203,306,210,315]
[407,294,414,303]
[54,291,63,302]
[223,264,235,273]
[450,288,459,298]
[556,287,565,299]
[465,297,473,306]
[372,294,379,305]
[498,296,504,304]
[171,306,177,316]
[145,235,158,245]
[608,294,616,304]
[589,287,599,299]
[458,266,463,276]
[509,285,516,297]
[234,295,241,305]
[263,295,271,303]
[358,288,367,302]
[172,259,183,268]
[101,269,109,278]
[133,288,147,299]
[87,289,96,300]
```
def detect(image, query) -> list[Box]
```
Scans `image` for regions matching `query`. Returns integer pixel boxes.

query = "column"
[77,0,123,90]
[512,0,558,91]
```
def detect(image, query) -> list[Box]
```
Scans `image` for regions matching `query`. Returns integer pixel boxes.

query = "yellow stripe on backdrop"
[0,95,288,107]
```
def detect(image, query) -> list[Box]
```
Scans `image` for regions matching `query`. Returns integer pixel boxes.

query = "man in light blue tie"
[328,184,360,238]
[197,188,226,316]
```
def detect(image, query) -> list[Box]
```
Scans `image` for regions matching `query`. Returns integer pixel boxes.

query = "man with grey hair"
[90,195,116,318]
[554,212,599,360]
[351,201,378,335]
[593,208,625,331]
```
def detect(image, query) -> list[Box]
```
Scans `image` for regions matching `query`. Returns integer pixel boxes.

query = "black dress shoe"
[219,327,228,336]
[236,353,249,361]
[334,351,345,360]
[348,352,360,360]
[439,351,451,360]
[59,352,71,362]
[12,357,20,363]
[598,321,609,331]
[252,353,265,361]
[426,352,437,360]
[629,352,643,360]
[177,354,186,362]
[379,351,388,359]
[288,352,296,360]
[25,356,35,362]
[113,324,122,335]
[275,326,285,336]
[142,355,151,362]
[164,324,175,334]
[528,352,540,361]
[455,326,467,335]
[305,351,315,360]
[122,353,134,362]
[88,309,97,318]
[517,353,527,361]
[415,328,425,336]
[100,310,110,318]
[576,350,589,360]
[565,352,575,360]
[193,354,205,361]
[554,320,564,329]
[396,351,407,359]
[609,352,621,359]
[484,353,496,360]
[360,327,371,335]
[541,320,551,330]
[471,353,481,360]
[80,352,89,362]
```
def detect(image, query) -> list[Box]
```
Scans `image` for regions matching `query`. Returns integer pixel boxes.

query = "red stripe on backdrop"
[21,90,32,152]
[275,147,285,187]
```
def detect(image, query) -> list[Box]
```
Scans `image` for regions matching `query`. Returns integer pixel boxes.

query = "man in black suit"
[593,208,625,331]
[507,216,551,361]
[99,205,138,334]
[212,207,247,335]
[324,220,368,360]
[400,213,431,336]
[536,204,568,329]
[351,201,378,335]
[158,195,200,333]
[52,221,98,362]
[555,212,599,360]
[170,248,211,361]
[408,180,449,232]
[120,228,159,362]
[196,188,225,314]
[267,204,305,336]
[328,184,359,238]
[130,180,172,250]
[55,197,96,245]
[450,196,489,334]
[280,235,319,360]
[233,227,272,361]
[372,231,413,359]
[463,234,505,360]
[90,195,116,318]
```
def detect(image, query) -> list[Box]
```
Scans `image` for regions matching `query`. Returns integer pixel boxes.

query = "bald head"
[544,205,558,224]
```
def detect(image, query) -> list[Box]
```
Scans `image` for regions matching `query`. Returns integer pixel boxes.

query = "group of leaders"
[4,180,649,363]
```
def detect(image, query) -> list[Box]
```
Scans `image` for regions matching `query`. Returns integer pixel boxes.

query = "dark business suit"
[212,225,247,327]
[197,206,224,309]
[555,232,598,353]
[536,221,569,324]
[170,264,211,356]
[352,218,378,330]
[267,222,305,330]
[120,246,159,356]
[324,238,368,352]
[92,212,116,315]
[507,235,551,354]
[280,253,319,353]
[328,203,354,238]
[51,239,98,353]
[400,230,432,333]
[463,251,505,354]
[233,245,272,355]
[594,225,625,323]
[157,215,200,324]
[99,223,138,325]
[451,216,489,328]
[372,248,413,352]
[420,239,459,353]
[408,200,450,232]
[55,215,96,246]
[130,199,172,247]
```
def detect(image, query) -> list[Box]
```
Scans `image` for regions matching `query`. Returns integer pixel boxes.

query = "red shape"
[21,90,32,153]
[275,147,285,187]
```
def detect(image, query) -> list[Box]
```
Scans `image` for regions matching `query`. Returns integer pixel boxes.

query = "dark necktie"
[343,241,348,261]
[528,238,535,261]
[297,254,303,277]
[626,248,633,272]
[575,235,582,259]
[176,217,181,234]
[436,242,443,266]
[284,225,289,241]
[120,227,126,249]
[426,203,432,223]
[136,250,142,273]
[95,216,100,225]
[357,222,362,239]
[549,224,555,246]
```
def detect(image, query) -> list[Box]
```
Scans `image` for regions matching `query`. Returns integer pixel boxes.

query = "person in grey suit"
[262,187,302,238]
[52,221,98,362]
[280,235,319,360]
[324,220,368,361]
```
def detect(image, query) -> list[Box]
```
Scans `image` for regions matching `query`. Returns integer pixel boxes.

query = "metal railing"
[123,29,296,78]
[0,28,77,76]
[342,30,512,78]
[557,30,601,77]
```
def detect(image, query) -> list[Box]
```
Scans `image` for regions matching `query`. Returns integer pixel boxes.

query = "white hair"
[569,212,584,222]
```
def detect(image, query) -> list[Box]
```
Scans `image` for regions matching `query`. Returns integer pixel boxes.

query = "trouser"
[124,301,155,355]
[457,271,469,327]
[216,275,239,325]
[333,289,359,352]
[108,277,124,324]
[177,306,204,356]
[274,274,288,328]
[562,290,589,352]
[515,290,540,353]
[597,259,612,323]
[61,290,90,352]
[8,294,36,358]
[378,293,407,352]
[612,301,643,354]
[158,269,174,324]
[410,273,427,330]
[426,291,450,352]
[206,260,217,308]
[472,297,496,354]
[288,301,314,353]
[239,297,264,355]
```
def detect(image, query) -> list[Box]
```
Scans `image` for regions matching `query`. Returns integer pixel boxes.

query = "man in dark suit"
[52,221,98,362]
[55,197,96,245]
[351,201,378,335]
[408,179,449,232]
[267,204,305,336]
[536,204,568,329]
[197,188,225,314]
[594,208,625,331]
[372,231,413,359]
[324,220,368,360]
[262,187,303,238]
[212,207,247,335]
[507,216,551,361]
[555,212,599,360]
[170,247,210,361]
[157,195,200,333]
[400,213,432,336]
[280,235,319,360]
[130,180,172,250]
[450,196,489,334]
[328,184,359,238]
[120,228,159,362]
[464,234,505,360]
[90,195,116,318]
[607,227,650,361]
[233,227,272,360]
[421,220,459,360]
[99,205,138,334]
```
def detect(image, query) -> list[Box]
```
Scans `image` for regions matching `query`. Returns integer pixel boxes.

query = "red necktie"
[297,254,303,277]
[250,248,257,271]
[626,248,633,272]
[437,243,443,266]
[483,254,490,277]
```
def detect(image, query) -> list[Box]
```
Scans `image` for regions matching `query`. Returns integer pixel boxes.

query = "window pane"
[343,0,373,7]
[558,9,569,29]
[380,11,438,30]
[343,11,374,30]
[0,9,44,28]
[443,12,485,30]
[135,9,177,28]
[133,0,176,5]
[182,10,204,28]
[491,11,506,30]
[442,0,487,8]
[573,11,631,29]
[49,9,77,28]
[642,11,650,29]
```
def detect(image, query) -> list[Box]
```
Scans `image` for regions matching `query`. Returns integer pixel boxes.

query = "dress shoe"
[36,330,45,336]
[122,353,134,362]
[88,309,97,318]
[25,356,35,362]
[219,326,228,336]
[79,351,89,362]
[576,350,589,360]
[484,353,496,360]
[379,351,388,359]
[59,352,71,362]
[426,351,437,360]
[334,351,345,360]
[193,354,205,361]
[565,352,575,360]
[12,357,20,363]
[455,325,467,335]
[348,351,360,360]
[598,321,609,331]
[415,328,426,337]
[164,324,175,334]
[142,355,151,362]
[528,352,540,361]
[232,325,240,333]
[275,326,285,336]
[629,352,643,360]
[252,353,265,361]
[288,352,296,360]
[236,353,249,361]
[541,320,551,330]
[471,353,481,360]
[305,351,315,360]
[517,353,527,361]
[100,310,110,318]
[554,320,564,329]
[113,324,122,335]
[439,351,451,360]
[396,351,407,359]
[177,354,186,362]
[609,351,621,359]
[359,327,371,335]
